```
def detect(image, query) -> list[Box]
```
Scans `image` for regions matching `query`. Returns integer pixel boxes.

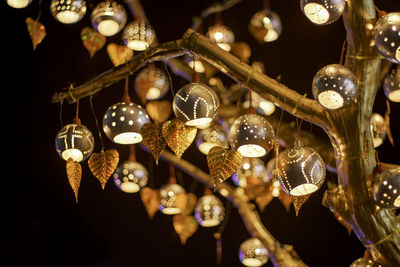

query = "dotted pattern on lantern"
[194,195,225,226]
[301,0,346,25]
[374,12,400,63]
[56,124,94,158]
[51,0,87,20]
[383,69,400,100]
[373,168,400,208]
[122,20,155,49]
[159,184,185,210]
[113,161,148,188]
[350,257,382,267]
[207,24,235,45]
[91,0,127,30]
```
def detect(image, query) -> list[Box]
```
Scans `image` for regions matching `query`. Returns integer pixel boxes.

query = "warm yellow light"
[242,258,264,267]
[188,60,205,73]
[62,149,83,162]
[201,219,221,227]
[272,187,280,197]
[317,90,344,109]
[237,144,266,158]
[113,132,143,144]
[7,0,30,8]
[146,87,161,100]
[259,101,275,115]
[97,19,120,36]
[186,118,213,129]
[396,47,400,62]
[161,207,181,215]
[120,182,140,193]
[290,183,318,196]
[214,31,224,41]
[217,43,231,52]
[243,162,251,170]
[56,11,80,24]
[263,29,279,42]
[394,195,400,207]
[304,3,330,25]
[198,142,218,154]
[126,40,148,51]
[388,89,400,102]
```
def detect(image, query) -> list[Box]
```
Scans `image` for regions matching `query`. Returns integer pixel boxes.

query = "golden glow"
[62,149,83,162]
[242,258,264,267]
[317,90,344,109]
[259,101,275,115]
[97,19,120,36]
[214,31,224,41]
[113,132,143,144]
[126,40,148,51]
[388,90,400,102]
[373,137,384,148]
[146,87,161,100]
[120,182,140,193]
[188,60,205,73]
[263,29,279,42]
[304,3,330,25]
[237,144,266,158]
[7,0,30,8]
[200,219,221,227]
[394,195,400,207]
[186,118,212,129]
[56,11,80,24]
[198,142,219,155]
[161,207,181,215]
[290,183,318,196]
[217,43,231,52]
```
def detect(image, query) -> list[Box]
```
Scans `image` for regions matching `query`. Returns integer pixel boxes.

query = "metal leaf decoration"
[146,100,172,123]
[140,187,160,219]
[26,17,46,50]
[106,43,134,67]
[88,149,119,189]
[140,122,167,164]
[81,27,106,58]
[172,214,199,244]
[66,158,82,203]
[207,146,243,189]
[162,119,197,159]
[290,194,311,216]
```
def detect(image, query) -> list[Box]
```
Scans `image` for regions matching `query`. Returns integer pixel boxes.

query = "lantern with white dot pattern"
[370,113,387,148]
[239,237,269,267]
[300,0,345,25]
[374,12,400,64]
[196,124,228,155]
[207,24,235,52]
[232,157,268,188]
[194,194,225,227]
[134,65,169,101]
[350,258,382,267]
[91,0,127,37]
[122,20,156,51]
[383,68,400,102]
[50,0,87,24]
[373,167,400,209]
[113,160,148,193]
[159,183,186,215]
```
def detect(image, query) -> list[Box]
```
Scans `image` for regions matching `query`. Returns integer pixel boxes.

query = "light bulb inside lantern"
[98,19,120,36]
[196,124,228,155]
[317,90,344,109]
[7,0,31,8]
[186,118,213,128]
[188,60,205,73]
[56,11,80,24]
[146,87,161,100]
[303,3,330,25]
[159,184,186,215]
[238,144,266,158]
[127,41,148,51]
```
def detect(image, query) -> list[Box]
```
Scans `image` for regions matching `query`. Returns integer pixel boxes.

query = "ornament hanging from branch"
[145,100,172,123]
[50,0,87,24]
[195,123,228,155]
[383,68,400,103]
[194,189,225,227]
[238,237,270,267]
[134,64,170,103]
[248,8,282,43]
[300,0,345,26]
[81,27,106,58]
[91,0,127,37]
[162,119,197,159]
[172,213,199,245]
[140,122,167,164]
[66,158,82,203]
[374,12,400,64]
[26,17,46,50]
[106,43,134,67]
[122,19,156,51]
[140,187,160,219]
[88,148,119,189]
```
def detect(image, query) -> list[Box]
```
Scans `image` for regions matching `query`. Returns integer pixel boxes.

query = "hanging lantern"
[7,0,31,8]
[383,68,400,102]
[91,0,127,37]
[232,157,268,188]
[102,102,150,144]
[373,167,400,209]
[207,24,235,52]
[350,258,382,267]
[249,8,282,43]
[312,64,358,110]
[196,124,228,155]
[229,113,275,158]
[239,237,269,267]
[173,82,220,129]
[370,113,387,148]
[300,0,346,25]
[122,20,156,51]
[113,160,148,193]
[134,65,170,101]
[50,0,87,24]
[374,12,400,64]
[243,91,275,116]
[277,146,326,196]
[158,183,186,215]
[194,194,225,227]
[55,124,95,162]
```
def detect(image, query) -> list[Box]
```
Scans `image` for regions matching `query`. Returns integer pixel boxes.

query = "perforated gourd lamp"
[350,258,382,267]
[374,12,400,64]
[159,183,186,215]
[229,113,275,158]
[370,113,387,148]
[113,160,148,193]
[196,124,228,155]
[122,20,156,51]
[7,0,31,8]
[50,0,86,24]
[300,0,345,25]
[373,167,400,209]
[207,24,235,52]
[232,157,268,188]
[173,82,220,129]
[239,238,269,267]
[249,8,282,42]
[312,64,358,110]
[194,192,225,227]
[383,68,400,102]
[91,0,127,37]
[134,64,169,101]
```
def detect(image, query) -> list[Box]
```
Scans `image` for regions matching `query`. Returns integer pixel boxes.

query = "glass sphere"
[249,8,282,42]
[173,82,220,129]
[50,0,86,24]
[239,238,269,267]
[159,183,186,215]
[300,0,345,25]
[55,123,95,162]
[373,167,400,209]
[113,160,148,193]
[134,65,169,101]
[122,20,156,51]
[374,12,400,64]
[207,24,235,52]
[194,195,225,227]
[383,68,400,102]
[7,0,32,8]
[243,91,275,116]
[229,113,275,158]
[350,258,382,267]
[91,0,127,37]
[312,64,358,110]
[277,146,326,196]
[196,124,228,155]
[102,102,150,144]
[370,113,386,148]
[232,158,268,188]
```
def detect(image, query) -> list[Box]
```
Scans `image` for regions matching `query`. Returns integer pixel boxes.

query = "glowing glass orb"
[122,20,156,51]
[249,8,282,42]
[134,66,169,101]
[229,113,275,158]
[91,0,127,37]
[55,124,95,162]
[159,183,186,215]
[102,102,150,144]
[373,167,400,209]
[7,0,31,8]
[173,82,220,129]
[243,91,275,116]
[194,195,225,227]
[196,124,228,154]
[300,0,345,25]
[370,113,386,148]
[350,258,382,267]
[374,12,400,64]
[312,64,358,110]
[277,146,326,196]
[207,24,235,52]
[185,56,206,73]
[239,238,269,267]
[50,0,86,24]
[232,158,268,188]
[113,160,148,193]
[383,68,400,102]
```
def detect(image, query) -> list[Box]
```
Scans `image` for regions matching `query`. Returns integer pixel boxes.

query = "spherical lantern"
[50,0,86,24]
[383,68,400,102]
[243,91,276,116]
[196,124,228,154]
[55,124,95,162]
[249,8,282,42]
[232,158,268,188]
[350,258,382,267]
[370,113,386,148]
[312,64,358,110]
[300,0,345,25]
[277,146,326,196]
[373,167,400,209]
[374,12,400,64]
[229,113,275,158]
[134,65,169,101]
[207,24,235,52]
[239,238,269,267]
[122,20,156,51]
[194,194,225,227]
[91,0,127,37]
[7,0,32,8]
[173,82,220,129]
[102,102,150,144]
[113,160,148,193]
[158,183,186,215]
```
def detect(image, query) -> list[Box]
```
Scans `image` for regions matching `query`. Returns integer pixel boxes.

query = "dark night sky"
[2,0,400,267]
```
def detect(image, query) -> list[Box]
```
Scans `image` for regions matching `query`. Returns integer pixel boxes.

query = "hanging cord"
[247,90,256,114]
[147,153,155,188]
[214,199,232,266]
[215,11,223,25]
[374,5,387,18]
[59,98,64,128]
[191,52,200,83]
[295,117,304,146]
[163,61,174,98]
[89,94,105,150]
[122,76,131,103]
[73,100,81,125]
[129,144,136,162]
[339,39,347,65]
[168,164,177,184]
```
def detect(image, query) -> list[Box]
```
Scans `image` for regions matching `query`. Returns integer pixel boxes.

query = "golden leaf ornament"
[140,187,160,219]
[140,122,167,164]
[88,149,119,189]
[172,214,199,244]
[66,158,82,203]
[26,17,46,50]
[181,193,197,216]
[162,119,197,159]
[291,194,311,216]
[146,100,172,123]
[107,43,134,67]
[81,27,106,58]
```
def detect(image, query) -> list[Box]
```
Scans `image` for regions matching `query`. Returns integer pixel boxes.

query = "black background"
[2,0,400,266]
